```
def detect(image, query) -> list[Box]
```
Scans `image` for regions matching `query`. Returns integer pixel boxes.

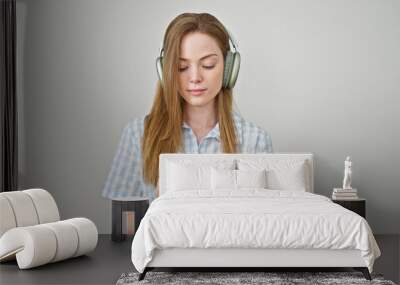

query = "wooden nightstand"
[332,198,366,218]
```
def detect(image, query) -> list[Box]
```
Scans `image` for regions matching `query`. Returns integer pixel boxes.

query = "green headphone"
[156,29,241,89]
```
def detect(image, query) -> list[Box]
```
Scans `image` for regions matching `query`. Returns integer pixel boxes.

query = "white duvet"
[131,189,381,273]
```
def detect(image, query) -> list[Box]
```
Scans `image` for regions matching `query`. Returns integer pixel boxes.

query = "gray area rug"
[116,271,396,285]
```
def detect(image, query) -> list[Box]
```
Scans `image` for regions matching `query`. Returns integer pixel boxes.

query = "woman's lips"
[188,88,207,95]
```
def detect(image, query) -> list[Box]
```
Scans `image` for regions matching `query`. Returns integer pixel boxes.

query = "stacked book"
[332,188,358,200]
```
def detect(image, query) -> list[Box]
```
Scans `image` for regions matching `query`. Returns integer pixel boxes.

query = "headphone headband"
[226,28,239,51]
[158,28,238,57]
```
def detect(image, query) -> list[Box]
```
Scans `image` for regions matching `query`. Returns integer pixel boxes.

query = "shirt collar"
[182,121,191,129]
[182,121,220,141]
[181,110,243,143]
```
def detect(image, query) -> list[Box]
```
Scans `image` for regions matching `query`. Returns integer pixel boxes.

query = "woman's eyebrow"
[179,53,218,61]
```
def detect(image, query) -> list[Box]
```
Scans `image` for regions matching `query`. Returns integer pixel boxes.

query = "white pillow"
[267,164,306,191]
[237,159,308,191]
[211,168,236,190]
[166,160,235,192]
[211,168,268,190]
[236,169,267,188]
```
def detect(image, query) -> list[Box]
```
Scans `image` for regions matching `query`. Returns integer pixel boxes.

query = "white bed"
[131,153,380,281]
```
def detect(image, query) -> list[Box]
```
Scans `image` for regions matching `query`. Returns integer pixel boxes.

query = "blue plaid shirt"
[102,111,273,201]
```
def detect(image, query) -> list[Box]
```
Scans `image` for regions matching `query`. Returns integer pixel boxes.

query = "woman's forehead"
[179,32,222,61]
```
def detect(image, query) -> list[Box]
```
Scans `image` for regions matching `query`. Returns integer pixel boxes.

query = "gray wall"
[16,0,400,234]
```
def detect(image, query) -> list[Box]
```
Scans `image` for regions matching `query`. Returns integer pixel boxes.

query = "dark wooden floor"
[0,234,398,285]
[0,235,134,285]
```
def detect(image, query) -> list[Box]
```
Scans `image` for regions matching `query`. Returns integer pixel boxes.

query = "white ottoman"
[0,189,98,269]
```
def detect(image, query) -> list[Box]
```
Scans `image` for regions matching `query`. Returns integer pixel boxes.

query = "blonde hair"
[142,13,238,188]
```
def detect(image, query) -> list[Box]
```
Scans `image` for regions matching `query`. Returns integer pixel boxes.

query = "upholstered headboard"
[159,153,314,195]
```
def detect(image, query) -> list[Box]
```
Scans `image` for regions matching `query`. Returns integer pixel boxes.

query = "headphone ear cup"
[156,56,164,86]
[223,51,241,89]
[223,51,234,88]
[227,52,240,89]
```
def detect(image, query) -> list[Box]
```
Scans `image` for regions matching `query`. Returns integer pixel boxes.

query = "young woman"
[102,13,273,202]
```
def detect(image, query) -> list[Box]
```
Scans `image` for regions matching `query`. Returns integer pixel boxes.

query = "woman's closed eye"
[179,65,215,72]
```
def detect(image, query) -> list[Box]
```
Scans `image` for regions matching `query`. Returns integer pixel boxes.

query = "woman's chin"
[187,97,215,107]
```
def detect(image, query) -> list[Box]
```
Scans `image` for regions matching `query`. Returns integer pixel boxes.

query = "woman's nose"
[189,67,202,83]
